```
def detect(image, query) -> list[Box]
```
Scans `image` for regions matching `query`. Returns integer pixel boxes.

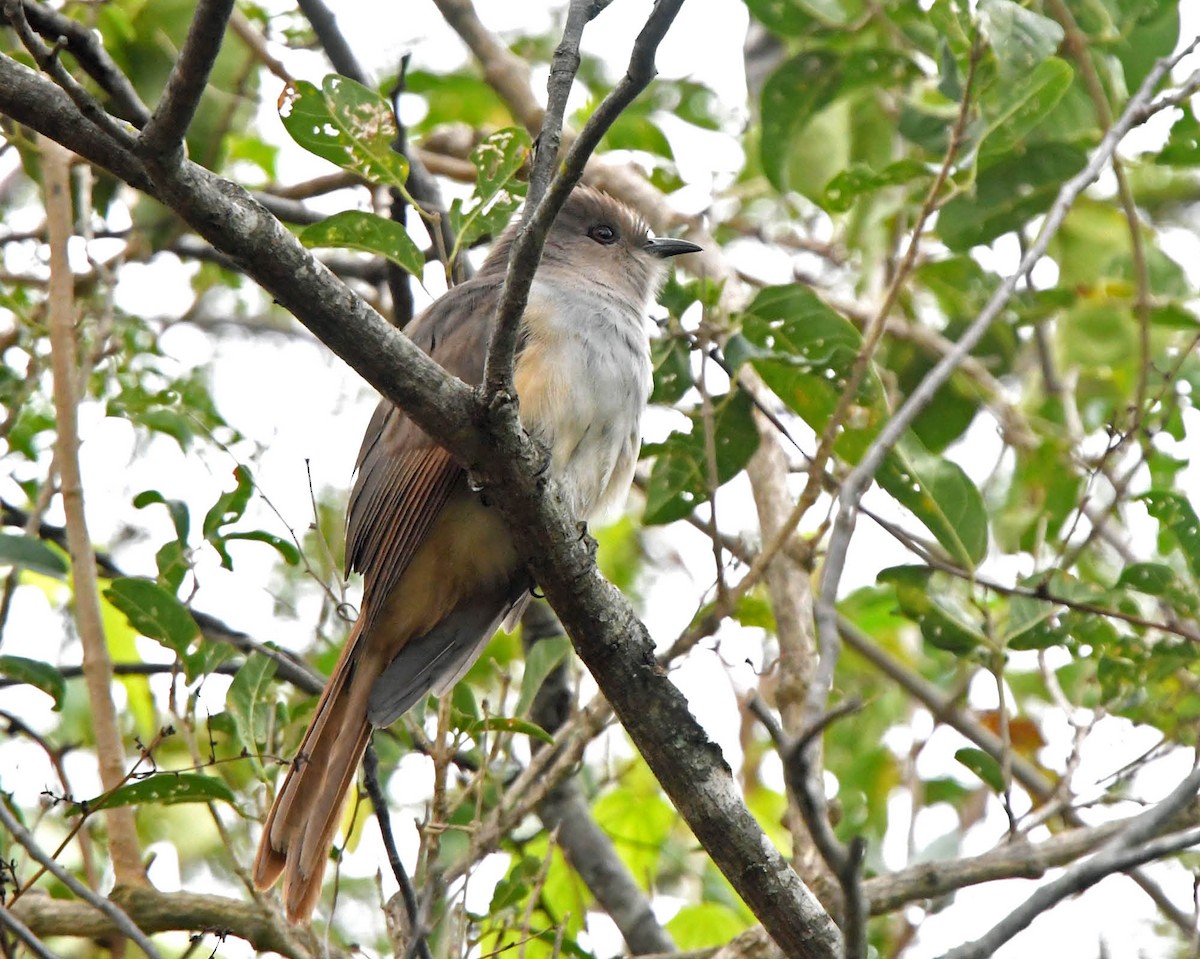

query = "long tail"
[252,620,379,922]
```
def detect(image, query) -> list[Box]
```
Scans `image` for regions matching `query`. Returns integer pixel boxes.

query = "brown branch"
[7,888,326,959]
[40,135,144,887]
[863,806,1200,915]
[3,1,137,149]
[5,36,842,957]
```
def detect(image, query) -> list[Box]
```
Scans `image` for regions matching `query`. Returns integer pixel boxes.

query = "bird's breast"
[515,283,652,521]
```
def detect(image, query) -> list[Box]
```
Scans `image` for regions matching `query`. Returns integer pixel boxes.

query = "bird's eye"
[588,224,617,245]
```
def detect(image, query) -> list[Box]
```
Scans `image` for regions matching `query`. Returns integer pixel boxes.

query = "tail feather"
[253,621,378,922]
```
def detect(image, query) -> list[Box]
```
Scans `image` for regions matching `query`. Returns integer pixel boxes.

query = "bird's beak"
[643,236,702,259]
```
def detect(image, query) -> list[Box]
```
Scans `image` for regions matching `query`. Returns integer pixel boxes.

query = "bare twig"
[138,0,235,160]
[481,0,600,398]
[3,1,137,149]
[3,0,150,124]
[943,766,1200,959]
[40,135,145,887]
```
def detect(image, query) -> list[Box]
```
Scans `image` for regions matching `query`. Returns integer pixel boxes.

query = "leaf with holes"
[278,76,408,189]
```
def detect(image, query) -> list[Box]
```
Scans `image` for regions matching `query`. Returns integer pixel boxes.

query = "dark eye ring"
[588,224,617,245]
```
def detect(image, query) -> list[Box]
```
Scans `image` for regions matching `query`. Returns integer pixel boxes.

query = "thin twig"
[363,743,433,959]
[943,767,1200,959]
[481,0,599,399]
[3,0,137,148]
[5,0,150,124]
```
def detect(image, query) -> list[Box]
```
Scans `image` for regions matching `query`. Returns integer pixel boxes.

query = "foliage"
[1,0,1199,957]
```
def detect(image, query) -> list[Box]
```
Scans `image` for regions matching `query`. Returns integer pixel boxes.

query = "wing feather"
[344,275,506,630]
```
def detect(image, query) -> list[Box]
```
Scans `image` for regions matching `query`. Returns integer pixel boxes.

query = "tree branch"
[0,803,161,959]
[863,804,1200,916]
[481,0,597,398]
[430,0,544,131]
[138,0,235,161]
[4,27,841,955]
[7,887,327,959]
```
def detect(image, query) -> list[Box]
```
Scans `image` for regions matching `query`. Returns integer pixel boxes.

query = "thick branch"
[138,0,235,161]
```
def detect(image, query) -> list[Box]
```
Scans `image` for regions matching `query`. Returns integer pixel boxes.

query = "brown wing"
[344,275,505,626]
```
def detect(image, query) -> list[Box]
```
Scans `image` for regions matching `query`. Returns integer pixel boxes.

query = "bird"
[252,185,700,921]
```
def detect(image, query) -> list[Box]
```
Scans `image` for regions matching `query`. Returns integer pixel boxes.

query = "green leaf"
[881,436,989,567]
[103,577,200,664]
[1157,105,1200,167]
[979,57,1073,157]
[761,49,919,192]
[937,143,1087,251]
[133,489,191,544]
[278,76,408,188]
[1117,562,1177,597]
[84,773,236,812]
[467,716,554,746]
[1140,491,1200,580]
[448,127,531,257]
[978,0,1065,80]
[666,902,750,950]
[0,655,66,709]
[227,652,278,773]
[515,635,571,718]
[301,211,424,277]
[650,336,695,405]
[879,566,986,653]
[743,0,816,36]
[954,747,1005,792]
[642,389,761,525]
[203,465,254,542]
[0,533,67,578]
[822,159,931,213]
